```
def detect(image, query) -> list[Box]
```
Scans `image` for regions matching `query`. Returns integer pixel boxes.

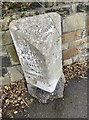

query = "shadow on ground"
[3,78,87,118]
[28,78,87,118]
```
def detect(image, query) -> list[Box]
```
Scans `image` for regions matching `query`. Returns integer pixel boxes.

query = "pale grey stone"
[27,73,65,103]
[63,13,86,33]
[0,46,7,57]
[71,4,77,13]
[12,14,21,20]
[7,65,24,82]
[2,31,13,45]
[72,55,86,63]
[0,16,12,31]
[0,74,11,85]
[81,43,87,49]
[63,58,72,66]
[24,11,36,17]
[9,12,65,102]
[6,45,20,65]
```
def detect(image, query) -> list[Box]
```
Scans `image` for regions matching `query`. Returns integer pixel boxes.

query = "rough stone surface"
[87,17,89,35]
[69,38,87,48]
[81,43,87,49]
[27,74,65,103]
[24,11,37,17]
[2,56,11,67]
[63,58,72,66]
[12,14,21,20]
[63,48,77,60]
[63,13,86,33]
[7,65,24,82]
[72,54,86,63]
[9,12,65,102]
[0,46,7,56]
[0,16,12,31]
[0,73,11,85]
[2,31,13,45]
[6,45,20,65]
[0,68,7,77]
[62,30,82,44]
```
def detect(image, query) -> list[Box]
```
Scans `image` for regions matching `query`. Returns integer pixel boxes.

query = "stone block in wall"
[2,56,11,67]
[87,17,89,35]
[6,45,20,65]
[63,48,77,60]
[62,30,81,44]
[72,54,86,63]
[0,68,7,76]
[69,37,87,48]
[0,73,11,85]
[63,58,72,66]
[0,46,7,57]
[7,65,24,83]
[2,31,13,45]
[0,16,12,31]
[63,13,86,33]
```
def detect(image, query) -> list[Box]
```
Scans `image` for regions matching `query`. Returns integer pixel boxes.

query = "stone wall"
[62,13,88,65]
[0,3,89,84]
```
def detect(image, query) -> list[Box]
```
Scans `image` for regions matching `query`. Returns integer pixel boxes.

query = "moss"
[20,13,24,18]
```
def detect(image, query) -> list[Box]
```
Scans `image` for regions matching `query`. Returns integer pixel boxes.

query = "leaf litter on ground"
[2,60,88,118]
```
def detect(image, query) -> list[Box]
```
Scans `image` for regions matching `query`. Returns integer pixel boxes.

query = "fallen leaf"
[18,89,22,91]
[78,47,82,53]
[0,113,2,118]
[4,86,9,90]
[6,99,9,104]
[71,74,74,78]
[30,98,33,103]
[14,111,18,114]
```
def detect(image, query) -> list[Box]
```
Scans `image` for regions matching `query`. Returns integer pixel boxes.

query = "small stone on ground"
[7,65,24,82]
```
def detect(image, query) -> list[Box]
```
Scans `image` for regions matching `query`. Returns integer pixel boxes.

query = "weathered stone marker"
[9,12,65,103]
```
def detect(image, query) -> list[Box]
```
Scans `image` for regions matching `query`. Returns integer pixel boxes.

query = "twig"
[79,76,87,79]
